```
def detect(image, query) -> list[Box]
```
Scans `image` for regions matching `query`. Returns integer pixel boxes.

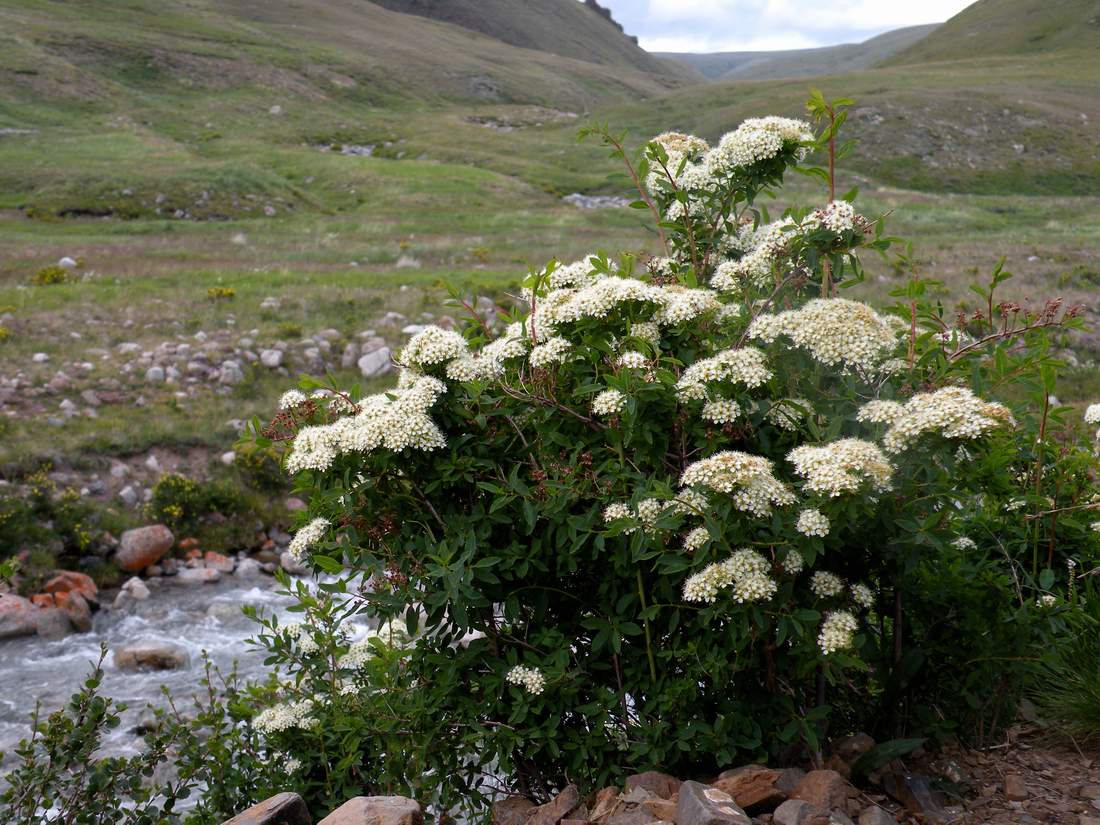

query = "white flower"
[711,220,793,294]
[279,390,308,410]
[253,699,318,733]
[680,451,795,517]
[547,256,601,290]
[818,610,859,654]
[1036,594,1057,609]
[766,398,810,431]
[506,665,546,695]
[592,389,627,416]
[1084,403,1100,425]
[538,277,663,327]
[629,321,661,344]
[529,336,572,369]
[806,200,861,234]
[850,583,875,609]
[782,548,804,575]
[676,346,771,401]
[952,536,977,551]
[788,438,894,496]
[857,400,905,426]
[400,326,468,370]
[705,117,813,175]
[702,399,742,425]
[1005,498,1027,512]
[652,131,710,157]
[683,526,710,551]
[881,386,1014,454]
[287,517,330,563]
[1091,521,1100,533]
[810,571,845,598]
[683,548,775,604]
[616,351,649,370]
[603,502,633,523]
[795,508,830,538]
[748,298,899,372]
[286,375,448,472]
[653,286,721,326]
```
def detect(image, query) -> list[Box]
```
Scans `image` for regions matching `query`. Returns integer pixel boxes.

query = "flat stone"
[222,791,311,825]
[626,771,682,800]
[1005,774,1028,802]
[773,800,825,825]
[641,798,677,821]
[175,567,221,584]
[675,780,750,825]
[317,795,422,825]
[358,347,392,378]
[713,766,786,813]
[793,771,853,812]
[204,551,236,573]
[116,524,174,572]
[0,593,39,639]
[492,796,536,825]
[528,785,581,825]
[114,643,189,670]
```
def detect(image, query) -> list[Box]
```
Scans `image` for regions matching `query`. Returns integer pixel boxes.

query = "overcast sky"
[593,0,975,53]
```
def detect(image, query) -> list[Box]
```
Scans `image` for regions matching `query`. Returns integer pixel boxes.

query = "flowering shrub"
[257,94,1091,811]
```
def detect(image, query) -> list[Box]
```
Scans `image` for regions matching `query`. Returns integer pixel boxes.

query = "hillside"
[368,0,697,79]
[887,0,1100,64]
[660,25,938,81]
[0,0,692,112]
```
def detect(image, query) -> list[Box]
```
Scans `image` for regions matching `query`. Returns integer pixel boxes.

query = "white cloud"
[640,31,820,53]
[760,0,972,30]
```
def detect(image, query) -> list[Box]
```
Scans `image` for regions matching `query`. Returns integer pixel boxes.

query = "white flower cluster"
[682,548,776,604]
[399,326,468,371]
[856,399,905,426]
[680,451,795,517]
[506,665,546,695]
[818,610,859,654]
[879,386,1014,454]
[788,438,894,496]
[338,618,415,669]
[279,389,308,410]
[286,374,447,473]
[529,336,572,369]
[547,256,602,290]
[592,388,626,416]
[749,298,900,371]
[253,698,318,733]
[706,117,813,176]
[478,322,530,377]
[282,621,321,654]
[287,517,330,563]
[1085,403,1100,425]
[806,200,862,234]
[795,507,830,537]
[782,548,805,575]
[616,350,649,370]
[629,321,661,345]
[653,286,721,326]
[952,536,977,551]
[701,399,742,425]
[683,526,710,551]
[766,398,810,431]
[653,131,710,158]
[676,346,772,401]
[539,277,663,326]
[1036,594,1057,609]
[711,220,792,294]
[850,583,875,609]
[810,570,845,598]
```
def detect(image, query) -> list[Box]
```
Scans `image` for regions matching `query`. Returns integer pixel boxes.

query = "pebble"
[32,352,50,363]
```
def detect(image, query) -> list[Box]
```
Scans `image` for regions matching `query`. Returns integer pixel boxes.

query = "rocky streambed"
[0,572,295,762]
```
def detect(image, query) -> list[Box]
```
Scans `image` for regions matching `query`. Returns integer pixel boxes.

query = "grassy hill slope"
[660,25,938,81]
[368,0,697,79]
[887,0,1100,64]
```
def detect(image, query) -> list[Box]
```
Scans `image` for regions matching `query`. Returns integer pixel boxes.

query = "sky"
[592,0,976,53]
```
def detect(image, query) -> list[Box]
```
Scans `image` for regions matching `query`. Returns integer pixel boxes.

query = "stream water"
[0,574,296,762]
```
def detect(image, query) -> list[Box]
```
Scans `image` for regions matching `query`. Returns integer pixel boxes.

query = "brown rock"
[204,551,235,573]
[179,537,200,552]
[44,570,98,600]
[605,805,654,825]
[833,733,875,765]
[641,798,677,821]
[175,567,222,584]
[55,590,92,632]
[222,791,311,825]
[31,593,54,608]
[880,773,946,823]
[713,766,786,813]
[0,593,39,638]
[116,525,174,572]
[625,772,681,800]
[529,786,582,825]
[675,780,750,825]
[317,796,421,825]
[114,643,189,670]
[825,755,851,780]
[775,768,807,797]
[792,772,853,812]
[1080,785,1100,800]
[857,808,900,825]
[590,787,621,823]
[773,800,823,825]
[493,796,536,825]
[1004,774,1028,802]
